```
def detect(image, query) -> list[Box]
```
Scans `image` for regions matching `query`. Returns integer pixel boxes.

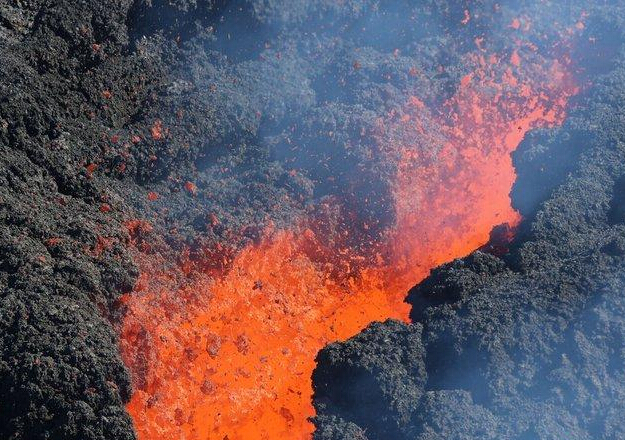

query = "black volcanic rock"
[314,320,426,440]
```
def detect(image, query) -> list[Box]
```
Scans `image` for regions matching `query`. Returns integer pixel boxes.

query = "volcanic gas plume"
[119,20,581,439]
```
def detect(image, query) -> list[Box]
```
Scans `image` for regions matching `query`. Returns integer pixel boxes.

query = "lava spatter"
[120,35,580,440]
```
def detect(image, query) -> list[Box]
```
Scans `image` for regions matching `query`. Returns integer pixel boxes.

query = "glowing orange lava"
[120,38,579,440]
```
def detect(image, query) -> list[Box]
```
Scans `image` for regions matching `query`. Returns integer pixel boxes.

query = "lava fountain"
[119,20,581,440]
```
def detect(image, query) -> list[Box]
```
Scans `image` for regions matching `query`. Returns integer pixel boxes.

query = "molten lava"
[120,32,580,440]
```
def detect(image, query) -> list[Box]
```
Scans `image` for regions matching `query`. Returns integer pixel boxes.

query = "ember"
[151,120,165,141]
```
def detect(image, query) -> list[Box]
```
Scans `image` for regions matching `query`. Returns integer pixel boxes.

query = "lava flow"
[119,31,580,440]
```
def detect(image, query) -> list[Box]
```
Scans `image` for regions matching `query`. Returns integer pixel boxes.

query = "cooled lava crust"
[0,1,624,440]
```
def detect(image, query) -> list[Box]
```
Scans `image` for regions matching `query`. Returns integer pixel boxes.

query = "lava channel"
[119,32,580,440]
